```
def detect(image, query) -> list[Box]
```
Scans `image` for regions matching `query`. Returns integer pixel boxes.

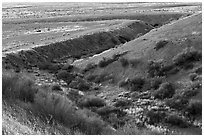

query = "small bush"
[98,57,115,68]
[147,60,164,77]
[93,73,114,84]
[153,82,175,99]
[194,66,202,75]
[118,80,129,88]
[165,114,189,128]
[119,58,129,67]
[149,77,164,90]
[182,88,199,99]
[154,40,169,51]
[146,110,166,124]
[82,63,97,73]
[86,74,98,82]
[96,106,118,116]
[78,96,106,108]
[129,58,141,68]
[69,78,91,91]
[51,84,62,91]
[38,62,51,70]
[185,101,202,118]
[128,76,145,91]
[173,47,202,67]
[165,95,189,110]
[2,71,37,102]
[189,73,198,81]
[113,99,132,108]
[56,70,75,84]
[48,63,62,72]
[61,64,74,72]
[34,92,107,134]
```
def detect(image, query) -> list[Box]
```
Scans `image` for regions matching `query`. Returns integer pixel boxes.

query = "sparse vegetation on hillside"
[2,71,111,135]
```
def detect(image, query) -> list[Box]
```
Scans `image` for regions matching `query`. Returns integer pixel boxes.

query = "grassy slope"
[76,12,201,83]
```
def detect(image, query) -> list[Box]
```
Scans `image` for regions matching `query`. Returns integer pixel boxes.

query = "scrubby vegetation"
[165,95,189,110]
[2,71,37,102]
[56,70,75,84]
[146,110,166,124]
[86,73,114,84]
[78,96,106,108]
[98,53,121,68]
[128,58,141,68]
[119,76,145,91]
[2,71,112,135]
[185,101,202,119]
[69,78,91,91]
[165,114,189,128]
[173,47,202,68]
[113,99,132,108]
[82,63,97,73]
[154,40,169,51]
[152,82,175,99]
[119,58,129,67]
[147,60,165,77]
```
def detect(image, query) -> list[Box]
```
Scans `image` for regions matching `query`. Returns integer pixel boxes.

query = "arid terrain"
[2,2,202,135]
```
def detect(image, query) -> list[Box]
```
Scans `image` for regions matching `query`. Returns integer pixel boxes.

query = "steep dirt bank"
[2,20,154,70]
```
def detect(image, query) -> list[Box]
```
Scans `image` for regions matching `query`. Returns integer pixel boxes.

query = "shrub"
[82,63,97,73]
[74,109,107,135]
[93,73,114,84]
[86,74,98,82]
[56,70,75,84]
[147,60,164,77]
[189,73,198,81]
[51,84,62,91]
[129,58,141,68]
[78,96,106,108]
[173,47,202,67]
[165,95,189,110]
[98,57,115,68]
[69,78,91,91]
[2,71,37,102]
[154,40,169,51]
[128,76,145,91]
[146,110,166,124]
[119,58,129,67]
[153,82,175,99]
[96,106,118,116]
[149,77,164,90]
[185,101,202,118]
[182,88,199,99]
[61,64,74,72]
[194,66,202,75]
[165,114,189,128]
[48,63,62,72]
[34,92,107,134]
[113,99,132,108]
[38,62,51,70]
[118,79,129,88]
